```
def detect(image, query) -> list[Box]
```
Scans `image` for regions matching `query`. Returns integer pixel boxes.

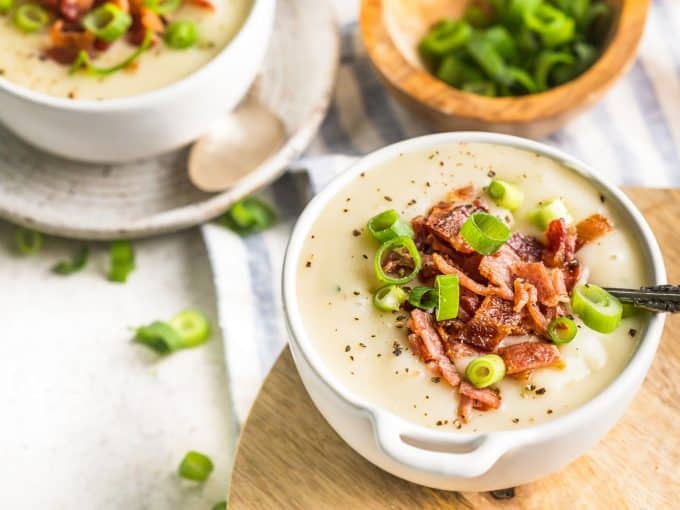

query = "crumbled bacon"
[543,218,577,268]
[60,0,95,21]
[425,202,481,254]
[407,310,461,387]
[498,342,561,375]
[46,20,95,64]
[478,245,520,299]
[507,232,544,262]
[188,0,215,10]
[459,381,501,410]
[512,262,564,307]
[433,253,513,301]
[575,214,614,250]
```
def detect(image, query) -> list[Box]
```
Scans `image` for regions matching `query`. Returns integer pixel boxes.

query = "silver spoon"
[605,285,680,313]
[188,88,286,192]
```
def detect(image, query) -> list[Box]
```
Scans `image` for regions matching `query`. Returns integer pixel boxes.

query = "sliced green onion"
[504,0,541,26]
[164,20,199,49]
[82,3,132,42]
[15,227,42,255]
[547,316,577,344]
[524,3,575,48]
[169,309,211,347]
[461,80,497,97]
[52,245,89,275]
[220,197,276,235]
[0,0,14,14]
[528,198,573,230]
[437,54,484,87]
[178,451,214,482]
[551,42,597,85]
[487,179,524,210]
[143,0,181,15]
[135,321,185,354]
[70,30,153,76]
[373,285,408,312]
[507,66,537,94]
[108,240,135,283]
[408,286,438,310]
[571,283,623,334]
[534,50,575,91]
[465,354,506,388]
[418,19,473,60]
[367,209,414,243]
[484,26,518,62]
[374,236,422,285]
[435,274,459,321]
[466,35,512,86]
[13,4,48,33]
[460,212,510,255]
[211,503,227,510]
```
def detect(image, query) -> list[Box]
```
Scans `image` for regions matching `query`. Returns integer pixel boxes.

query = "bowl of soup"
[0,0,274,162]
[282,132,665,491]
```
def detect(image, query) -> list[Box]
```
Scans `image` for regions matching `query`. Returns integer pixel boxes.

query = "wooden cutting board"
[229,188,680,509]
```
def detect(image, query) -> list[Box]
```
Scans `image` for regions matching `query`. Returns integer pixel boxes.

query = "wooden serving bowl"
[359,0,650,138]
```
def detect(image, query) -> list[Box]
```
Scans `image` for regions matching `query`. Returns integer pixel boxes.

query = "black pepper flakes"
[305,261,312,268]
[358,342,366,348]
[344,345,351,352]
[349,355,354,361]
[536,387,546,395]
[487,170,496,178]
[352,229,361,237]
[436,420,443,426]
[353,291,360,296]
[547,409,553,414]
[425,181,431,187]
[599,193,606,203]
[342,208,349,213]
[431,377,440,383]
[362,254,368,260]
[490,488,515,500]
[629,328,637,337]
[392,342,403,356]
[512,418,519,423]
[384,196,393,202]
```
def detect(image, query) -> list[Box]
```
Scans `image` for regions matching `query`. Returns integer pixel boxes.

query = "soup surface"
[296,142,648,432]
[0,0,251,100]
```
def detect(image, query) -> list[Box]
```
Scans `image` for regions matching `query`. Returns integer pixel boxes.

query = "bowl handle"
[373,412,520,478]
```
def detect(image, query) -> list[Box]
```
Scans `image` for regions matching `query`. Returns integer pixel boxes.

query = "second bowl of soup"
[282,132,665,491]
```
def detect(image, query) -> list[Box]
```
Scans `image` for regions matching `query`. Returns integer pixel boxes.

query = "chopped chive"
[571,284,622,334]
[373,285,408,312]
[52,245,89,275]
[487,179,524,210]
[465,354,506,388]
[178,451,214,482]
[547,316,577,344]
[528,198,573,230]
[169,309,211,347]
[408,286,438,310]
[374,236,422,285]
[108,240,135,283]
[82,3,132,43]
[15,227,42,255]
[134,321,185,354]
[367,209,414,243]
[459,212,510,255]
[435,274,459,321]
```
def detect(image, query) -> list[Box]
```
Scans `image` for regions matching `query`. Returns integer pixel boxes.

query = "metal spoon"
[188,90,286,192]
[605,285,680,313]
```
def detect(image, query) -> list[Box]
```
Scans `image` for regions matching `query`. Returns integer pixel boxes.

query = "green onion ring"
[169,309,211,347]
[82,3,132,42]
[435,274,459,321]
[459,212,510,255]
[418,19,473,60]
[374,236,422,285]
[13,4,48,33]
[367,209,414,243]
[534,50,575,91]
[52,245,89,275]
[135,321,185,354]
[164,19,199,50]
[465,354,506,388]
[524,3,575,48]
[487,179,524,210]
[547,316,577,344]
[571,284,623,334]
[108,240,135,283]
[408,286,438,310]
[373,285,408,312]
[220,197,276,235]
[528,198,573,230]
[70,30,153,76]
[15,227,42,255]
[178,451,214,482]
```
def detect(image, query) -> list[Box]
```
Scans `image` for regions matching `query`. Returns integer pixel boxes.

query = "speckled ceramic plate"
[0,0,338,240]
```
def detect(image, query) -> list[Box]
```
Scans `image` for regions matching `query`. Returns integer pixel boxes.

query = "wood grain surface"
[359,0,650,137]
[229,188,680,509]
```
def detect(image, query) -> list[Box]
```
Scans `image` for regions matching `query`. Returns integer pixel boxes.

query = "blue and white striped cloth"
[204,0,680,426]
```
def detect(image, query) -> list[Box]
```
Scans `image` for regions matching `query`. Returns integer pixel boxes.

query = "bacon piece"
[46,20,95,65]
[408,310,461,387]
[447,340,484,361]
[128,5,164,45]
[59,0,94,22]
[498,342,561,375]
[433,253,513,301]
[479,245,520,299]
[458,394,473,423]
[543,218,577,268]
[447,185,476,203]
[523,283,549,333]
[513,278,530,313]
[453,296,531,351]
[425,202,482,254]
[459,381,501,409]
[512,262,563,307]
[507,232,544,262]
[575,214,614,250]
[188,0,215,10]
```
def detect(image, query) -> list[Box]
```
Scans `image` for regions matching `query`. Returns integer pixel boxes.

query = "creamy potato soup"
[0,0,252,100]
[296,143,648,432]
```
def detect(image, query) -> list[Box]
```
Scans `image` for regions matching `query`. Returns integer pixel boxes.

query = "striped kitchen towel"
[204,0,680,426]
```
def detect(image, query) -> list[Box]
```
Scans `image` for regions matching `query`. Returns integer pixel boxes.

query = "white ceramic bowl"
[282,132,666,492]
[0,0,275,163]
